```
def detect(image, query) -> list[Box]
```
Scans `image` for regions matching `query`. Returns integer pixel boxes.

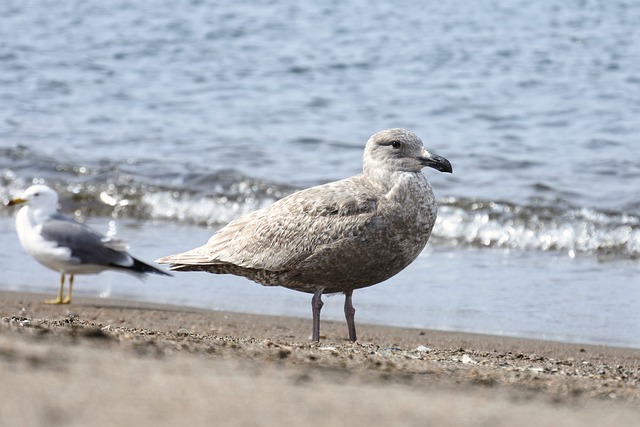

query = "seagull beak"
[6,197,26,207]
[419,152,453,173]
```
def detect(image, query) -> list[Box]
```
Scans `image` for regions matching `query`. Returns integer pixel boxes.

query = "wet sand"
[1,289,639,426]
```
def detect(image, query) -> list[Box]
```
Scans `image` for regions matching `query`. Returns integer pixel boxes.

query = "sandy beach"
[1,289,639,427]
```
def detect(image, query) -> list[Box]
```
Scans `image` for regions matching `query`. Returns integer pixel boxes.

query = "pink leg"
[344,290,357,342]
[311,289,324,342]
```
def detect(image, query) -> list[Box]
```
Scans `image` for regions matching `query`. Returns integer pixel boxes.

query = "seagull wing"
[40,214,133,268]
[158,175,382,271]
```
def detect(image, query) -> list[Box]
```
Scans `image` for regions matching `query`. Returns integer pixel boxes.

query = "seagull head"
[363,128,452,175]
[6,185,60,214]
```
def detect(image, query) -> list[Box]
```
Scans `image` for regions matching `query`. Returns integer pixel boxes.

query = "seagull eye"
[391,141,402,149]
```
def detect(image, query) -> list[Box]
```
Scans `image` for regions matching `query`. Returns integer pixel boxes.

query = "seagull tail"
[155,249,219,272]
[127,257,173,277]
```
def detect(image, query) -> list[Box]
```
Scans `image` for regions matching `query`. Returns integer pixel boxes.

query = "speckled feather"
[158,129,447,295]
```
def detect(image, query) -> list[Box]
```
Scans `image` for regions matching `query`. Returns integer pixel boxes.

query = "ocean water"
[1,0,639,347]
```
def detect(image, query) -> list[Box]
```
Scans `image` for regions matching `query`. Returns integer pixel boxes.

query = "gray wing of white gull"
[41,213,171,275]
[40,213,132,267]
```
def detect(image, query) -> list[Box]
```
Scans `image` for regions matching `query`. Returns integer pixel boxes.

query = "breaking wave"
[2,148,639,260]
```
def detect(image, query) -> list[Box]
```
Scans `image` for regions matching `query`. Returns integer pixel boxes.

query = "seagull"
[157,129,452,342]
[6,184,171,304]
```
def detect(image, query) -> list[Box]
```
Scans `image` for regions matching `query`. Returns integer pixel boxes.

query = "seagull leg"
[344,290,357,342]
[61,274,74,304]
[311,289,324,342]
[43,274,66,304]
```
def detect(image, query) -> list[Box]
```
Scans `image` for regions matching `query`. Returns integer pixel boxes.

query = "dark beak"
[420,153,452,173]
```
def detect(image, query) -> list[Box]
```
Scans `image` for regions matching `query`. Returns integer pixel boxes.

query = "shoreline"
[3,289,638,353]
[1,290,639,426]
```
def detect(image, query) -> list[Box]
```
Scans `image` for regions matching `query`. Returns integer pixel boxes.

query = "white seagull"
[7,184,171,304]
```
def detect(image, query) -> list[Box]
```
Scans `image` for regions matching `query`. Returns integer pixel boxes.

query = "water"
[1,0,639,347]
